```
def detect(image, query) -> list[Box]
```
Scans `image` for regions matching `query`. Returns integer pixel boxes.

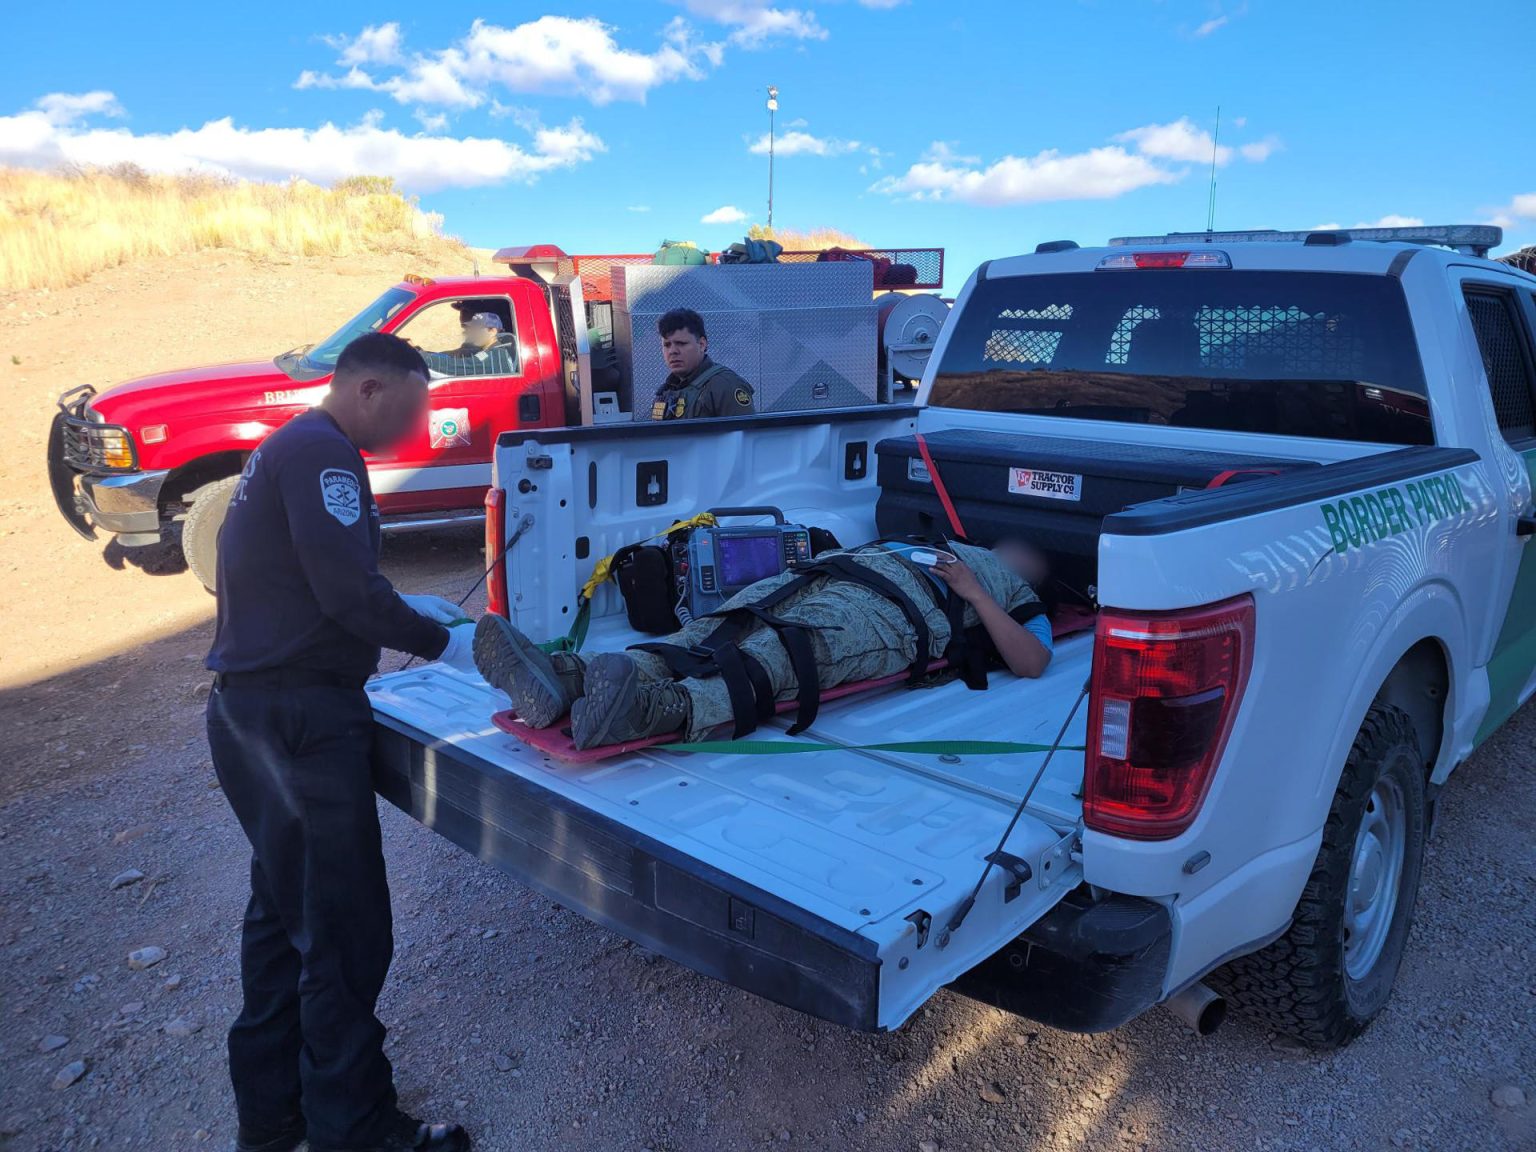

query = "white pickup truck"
[366,224,1536,1049]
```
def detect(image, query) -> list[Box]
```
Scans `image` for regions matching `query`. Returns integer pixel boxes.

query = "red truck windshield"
[931,271,1433,445]
[281,286,416,380]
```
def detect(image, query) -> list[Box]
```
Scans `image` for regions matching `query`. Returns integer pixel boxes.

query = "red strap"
[914,431,967,539]
[1205,468,1282,489]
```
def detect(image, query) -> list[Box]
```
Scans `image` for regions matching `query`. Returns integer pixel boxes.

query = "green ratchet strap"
[538,600,591,655]
[654,738,1085,756]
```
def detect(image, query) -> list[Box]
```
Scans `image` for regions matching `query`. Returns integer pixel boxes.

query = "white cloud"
[680,1,827,47]
[413,109,450,133]
[1358,214,1426,228]
[1115,118,1232,165]
[873,146,1180,206]
[1191,3,1246,38]
[923,141,980,166]
[748,129,860,157]
[701,204,748,224]
[1311,216,1428,231]
[627,204,652,212]
[1239,136,1281,162]
[876,118,1277,207]
[0,96,605,193]
[326,22,405,66]
[1486,192,1536,228]
[36,91,123,126]
[294,66,382,93]
[299,16,712,109]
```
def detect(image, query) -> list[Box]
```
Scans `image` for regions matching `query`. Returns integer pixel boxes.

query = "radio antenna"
[1205,105,1221,232]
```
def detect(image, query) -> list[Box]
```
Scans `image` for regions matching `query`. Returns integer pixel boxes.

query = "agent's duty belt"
[212,668,368,692]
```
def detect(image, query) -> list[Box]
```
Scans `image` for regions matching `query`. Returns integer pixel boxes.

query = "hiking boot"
[311,1111,471,1152]
[570,653,688,750]
[233,1116,305,1152]
[473,614,584,727]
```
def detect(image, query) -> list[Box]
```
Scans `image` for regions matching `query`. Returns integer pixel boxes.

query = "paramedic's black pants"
[206,679,397,1150]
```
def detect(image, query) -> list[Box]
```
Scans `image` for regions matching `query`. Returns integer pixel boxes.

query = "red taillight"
[1084,596,1255,840]
[485,487,509,619]
[1096,250,1231,270]
[1134,251,1191,269]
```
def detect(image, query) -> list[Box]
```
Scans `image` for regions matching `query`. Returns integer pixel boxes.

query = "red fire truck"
[46,244,946,589]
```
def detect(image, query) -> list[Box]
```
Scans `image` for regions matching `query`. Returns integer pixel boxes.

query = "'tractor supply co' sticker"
[1008,467,1083,502]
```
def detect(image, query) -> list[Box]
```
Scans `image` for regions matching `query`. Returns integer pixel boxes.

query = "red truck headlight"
[1084,595,1255,840]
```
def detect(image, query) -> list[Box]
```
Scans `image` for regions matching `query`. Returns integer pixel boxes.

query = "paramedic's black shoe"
[571,653,688,750]
[233,1115,305,1152]
[312,1111,471,1152]
[473,614,583,727]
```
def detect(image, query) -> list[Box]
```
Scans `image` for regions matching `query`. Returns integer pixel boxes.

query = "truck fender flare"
[1310,580,1465,807]
[159,449,253,511]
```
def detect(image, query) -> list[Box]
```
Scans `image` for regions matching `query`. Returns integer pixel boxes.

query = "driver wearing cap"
[423,312,519,377]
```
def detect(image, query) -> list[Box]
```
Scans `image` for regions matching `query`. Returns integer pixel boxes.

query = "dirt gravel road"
[1,251,1532,1152]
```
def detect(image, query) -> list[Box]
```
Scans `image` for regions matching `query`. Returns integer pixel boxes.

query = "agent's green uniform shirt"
[651,357,755,420]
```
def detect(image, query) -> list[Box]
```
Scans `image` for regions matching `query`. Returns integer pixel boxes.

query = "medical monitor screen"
[716,534,782,589]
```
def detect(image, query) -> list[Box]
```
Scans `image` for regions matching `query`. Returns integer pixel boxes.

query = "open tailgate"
[368,663,1085,1031]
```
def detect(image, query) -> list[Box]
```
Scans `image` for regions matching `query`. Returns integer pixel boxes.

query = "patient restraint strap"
[738,607,821,735]
[772,554,933,684]
[710,643,776,739]
[630,552,941,738]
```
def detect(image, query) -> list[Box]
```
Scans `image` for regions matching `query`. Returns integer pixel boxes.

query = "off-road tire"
[182,474,240,594]
[1212,703,1427,1049]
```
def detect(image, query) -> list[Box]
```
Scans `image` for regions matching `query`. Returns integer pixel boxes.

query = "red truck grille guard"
[47,385,105,539]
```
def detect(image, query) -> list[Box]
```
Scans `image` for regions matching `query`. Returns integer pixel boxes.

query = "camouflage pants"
[628,555,955,740]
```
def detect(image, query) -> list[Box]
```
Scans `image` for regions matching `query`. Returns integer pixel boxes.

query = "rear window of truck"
[932,271,1432,445]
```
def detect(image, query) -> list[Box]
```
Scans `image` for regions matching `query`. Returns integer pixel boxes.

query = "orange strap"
[914,432,967,539]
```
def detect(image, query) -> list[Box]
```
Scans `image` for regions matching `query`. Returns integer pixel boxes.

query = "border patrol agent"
[206,333,476,1152]
[652,307,755,420]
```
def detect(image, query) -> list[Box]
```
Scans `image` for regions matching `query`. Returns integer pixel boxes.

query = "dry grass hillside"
[0,166,463,292]
[747,223,869,250]
[1,242,486,692]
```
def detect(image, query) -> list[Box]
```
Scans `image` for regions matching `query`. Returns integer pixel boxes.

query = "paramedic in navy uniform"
[205,332,475,1152]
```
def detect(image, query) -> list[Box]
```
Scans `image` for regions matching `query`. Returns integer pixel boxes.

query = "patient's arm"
[934,559,1052,679]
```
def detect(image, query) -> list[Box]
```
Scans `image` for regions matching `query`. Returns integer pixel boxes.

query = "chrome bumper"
[79,469,170,537]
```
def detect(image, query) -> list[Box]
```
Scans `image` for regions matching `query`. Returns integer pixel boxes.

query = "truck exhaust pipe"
[1163,981,1227,1036]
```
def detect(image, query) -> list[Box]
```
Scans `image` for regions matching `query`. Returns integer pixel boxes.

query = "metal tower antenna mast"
[1206,105,1221,233]
[766,86,778,231]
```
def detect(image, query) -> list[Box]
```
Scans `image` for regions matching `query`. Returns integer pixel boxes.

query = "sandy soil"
[0,251,1531,1152]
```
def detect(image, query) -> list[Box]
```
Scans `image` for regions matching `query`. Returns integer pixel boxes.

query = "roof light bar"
[1108,224,1503,258]
[1097,250,1231,270]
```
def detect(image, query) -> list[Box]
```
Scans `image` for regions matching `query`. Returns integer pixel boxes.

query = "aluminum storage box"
[612,262,877,416]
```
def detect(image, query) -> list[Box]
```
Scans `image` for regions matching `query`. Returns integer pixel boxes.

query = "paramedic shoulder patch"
[1008,467,1082,502]
[735,387,752,407]
[320,468,362,526]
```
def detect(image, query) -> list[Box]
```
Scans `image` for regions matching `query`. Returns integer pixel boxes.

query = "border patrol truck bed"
[368,604,1093,1032]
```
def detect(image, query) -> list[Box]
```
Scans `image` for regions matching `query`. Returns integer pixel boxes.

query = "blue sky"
[2,0,1532,287]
